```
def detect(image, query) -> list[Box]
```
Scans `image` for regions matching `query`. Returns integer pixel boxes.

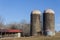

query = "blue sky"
[0,0,60,31]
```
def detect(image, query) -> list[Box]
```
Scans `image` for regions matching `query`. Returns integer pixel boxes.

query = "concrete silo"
[43,9,55,36]
[30,10,41,36]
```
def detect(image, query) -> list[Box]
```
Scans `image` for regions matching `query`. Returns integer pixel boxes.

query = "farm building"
[0,29,22,38]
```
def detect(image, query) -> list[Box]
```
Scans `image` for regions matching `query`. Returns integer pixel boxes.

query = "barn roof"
[0,29,22,33]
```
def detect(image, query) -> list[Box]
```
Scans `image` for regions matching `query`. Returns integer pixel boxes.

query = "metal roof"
[0,29,22,32]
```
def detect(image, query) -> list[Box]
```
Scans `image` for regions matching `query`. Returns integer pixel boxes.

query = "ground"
[0,32,60,40]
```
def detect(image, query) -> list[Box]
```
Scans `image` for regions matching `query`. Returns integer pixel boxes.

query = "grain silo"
[43,9,55,36]
[30,10,41,36]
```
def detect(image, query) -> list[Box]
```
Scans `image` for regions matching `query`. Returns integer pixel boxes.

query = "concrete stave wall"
[43,12,55,36]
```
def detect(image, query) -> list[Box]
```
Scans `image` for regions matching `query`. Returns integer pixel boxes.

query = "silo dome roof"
[44,9,55,14]
[32,10,41,14]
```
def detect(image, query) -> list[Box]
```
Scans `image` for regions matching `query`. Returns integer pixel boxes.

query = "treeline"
[0,17,30,36]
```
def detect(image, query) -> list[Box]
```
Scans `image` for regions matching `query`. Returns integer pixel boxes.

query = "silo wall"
[43,13,55,36]
[30,14,41,36]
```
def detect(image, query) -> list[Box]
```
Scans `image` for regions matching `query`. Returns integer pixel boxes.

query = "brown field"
[0,32,60,40]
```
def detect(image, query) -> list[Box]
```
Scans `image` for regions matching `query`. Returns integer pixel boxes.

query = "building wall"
[0,32,22,37]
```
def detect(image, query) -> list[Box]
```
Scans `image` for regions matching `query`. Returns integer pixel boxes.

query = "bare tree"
[6,22,23,30]
[21,19,30,36]
[7,23,18,29]
[0,16,4,28]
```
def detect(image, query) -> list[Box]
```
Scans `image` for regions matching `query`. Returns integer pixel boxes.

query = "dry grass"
[0,36,60,40]
[0,32,60,40]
